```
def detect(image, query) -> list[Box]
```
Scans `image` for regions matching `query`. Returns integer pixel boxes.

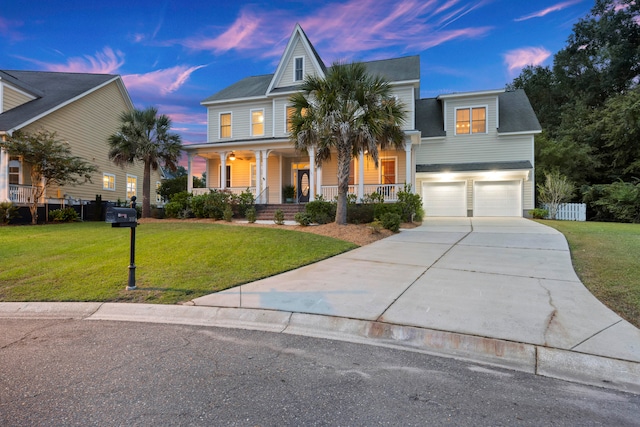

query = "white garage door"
[474,181,522,217]
[422,182,467,217]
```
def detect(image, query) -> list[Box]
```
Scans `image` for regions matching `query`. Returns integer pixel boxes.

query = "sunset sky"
[2,0,592,173]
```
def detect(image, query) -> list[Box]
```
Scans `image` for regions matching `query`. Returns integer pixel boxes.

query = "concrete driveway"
[192,217,640,393]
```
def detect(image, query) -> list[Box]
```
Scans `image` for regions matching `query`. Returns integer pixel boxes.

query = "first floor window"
[156,181,162,203]
[220,113,232,138]
[103,173,115,191]
[456,106,486,134]
[8,156,21,185]
[219,165,231,188]
[250,163,256,188]
[126,175,137,199]
[381,158,396,184]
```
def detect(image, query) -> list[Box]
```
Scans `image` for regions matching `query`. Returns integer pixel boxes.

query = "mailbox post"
[105,196,138,290]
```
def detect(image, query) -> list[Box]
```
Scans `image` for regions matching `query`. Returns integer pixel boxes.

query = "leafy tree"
[108,106,182,218]
[537,171,575,220]
[158,174,205,202]
[289,62,406,225]
[0,129,96,224]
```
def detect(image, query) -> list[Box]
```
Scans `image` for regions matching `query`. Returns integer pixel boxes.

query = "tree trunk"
[142,161,151,218]
[335,141,351,225]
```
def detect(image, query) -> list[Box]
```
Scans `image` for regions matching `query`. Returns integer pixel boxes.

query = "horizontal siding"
[390,85,415,130]
[267,156,280,203]
[2,85,32,112]
[22,81,161,203]
[277,40,320,88]
[208,100,272,142]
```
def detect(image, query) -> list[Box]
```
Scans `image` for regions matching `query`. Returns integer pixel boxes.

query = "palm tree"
[108,106,182,218]
[289,62,407,225]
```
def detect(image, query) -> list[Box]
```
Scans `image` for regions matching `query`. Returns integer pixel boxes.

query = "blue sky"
[2,0,592,172]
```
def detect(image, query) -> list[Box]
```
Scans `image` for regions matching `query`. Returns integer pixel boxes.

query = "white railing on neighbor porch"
[544,203,586,221]
[321,184,403,202]
[191,187,256,197]
[9,185,35,204]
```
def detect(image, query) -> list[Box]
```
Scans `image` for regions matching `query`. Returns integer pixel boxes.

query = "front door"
[297,169,310,203]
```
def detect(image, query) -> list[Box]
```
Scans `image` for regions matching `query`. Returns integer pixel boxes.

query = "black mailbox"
[106,207,137,228]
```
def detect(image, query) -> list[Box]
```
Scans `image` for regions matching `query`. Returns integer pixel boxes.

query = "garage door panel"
[422,182,466,217]
[474,181,521,217]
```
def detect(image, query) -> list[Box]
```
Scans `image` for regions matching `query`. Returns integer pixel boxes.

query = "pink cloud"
[174,0,492,60]
[123,65,206,96]
[43,47,125,74]
[504,47,551,73]
[514,0,582,22]
[0,16,24,41]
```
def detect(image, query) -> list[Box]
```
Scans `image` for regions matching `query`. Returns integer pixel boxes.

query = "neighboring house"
[0,70,163,210]
[183,24,541,217]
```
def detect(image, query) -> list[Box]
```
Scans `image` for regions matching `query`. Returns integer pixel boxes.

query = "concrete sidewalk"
[1,218,639,393]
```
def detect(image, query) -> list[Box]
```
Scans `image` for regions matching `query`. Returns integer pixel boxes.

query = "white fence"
[544,203,586,221]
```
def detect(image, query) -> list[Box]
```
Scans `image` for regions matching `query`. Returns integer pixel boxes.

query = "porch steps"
[255,204,306,221]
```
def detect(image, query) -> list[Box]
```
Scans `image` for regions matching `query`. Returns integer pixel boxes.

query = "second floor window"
[251,110,264,136]
[220,113,231,138]
[456,107,486,134]
[294,57,304,81]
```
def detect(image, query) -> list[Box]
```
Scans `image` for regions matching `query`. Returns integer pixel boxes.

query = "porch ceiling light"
[229,152,236,161]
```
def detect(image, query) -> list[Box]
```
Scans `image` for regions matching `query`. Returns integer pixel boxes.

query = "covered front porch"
[185,139,416,204]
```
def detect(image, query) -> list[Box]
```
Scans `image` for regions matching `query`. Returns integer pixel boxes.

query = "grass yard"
[0,222,356,304]
[541,220,640,328]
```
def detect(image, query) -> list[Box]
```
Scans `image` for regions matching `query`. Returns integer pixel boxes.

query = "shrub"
[379,212,401,232]
[164,201,183,218]
[0,201,20,225]
[538,171,575,220]
[396,184,424,222]
[245,206,257,223]
[346,204,375,224]
[362,192,384,204]
[529,208,549,219]
[223,205,233,222]
[294,211,313,226]
[49,207,79,222]
[374,203,402,220]
[305,199,336,224]
[274,209,285,225]
[368,220,383,234]
[235,188,255,217]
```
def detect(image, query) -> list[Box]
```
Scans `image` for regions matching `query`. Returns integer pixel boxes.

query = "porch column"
[220,152,228,190]
[358,150,365,201]
[187,153,194,193]
[254,150,262,203]
[0,148,8,202]
[316,166,323,200]
[261,150,269,204]
[309,146,315,202]
[204,157,210,188]
[404,140,412,190]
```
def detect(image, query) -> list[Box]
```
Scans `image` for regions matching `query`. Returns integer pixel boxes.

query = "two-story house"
[184,24,541,217]
[0,70,163,216]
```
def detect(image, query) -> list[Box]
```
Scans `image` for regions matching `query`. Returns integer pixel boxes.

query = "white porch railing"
[9,185,36,204]
[192,187,256,196]
[321,184,403,202]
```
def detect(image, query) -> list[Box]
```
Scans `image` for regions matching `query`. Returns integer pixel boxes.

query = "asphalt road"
[1,319,638,426]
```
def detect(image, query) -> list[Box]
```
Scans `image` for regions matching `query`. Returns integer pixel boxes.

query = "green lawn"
[540,220,640,328]
[0,222,356,304]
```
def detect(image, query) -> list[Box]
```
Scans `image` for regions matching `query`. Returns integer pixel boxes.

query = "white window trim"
[219,111,232,139]
[379,156,398,184]
[8,156,23,185]
[285,104,294,134]
[250,108,265,137]
[294,56,304,82]
[250,162,256,188]
[126,174,137,199]
[103,173,116,191]
[156,181,162,203]
[454,105,488,136]
[219,164,232,188]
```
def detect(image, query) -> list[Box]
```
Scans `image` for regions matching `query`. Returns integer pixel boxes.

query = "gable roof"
[202,56,421,104]
[0,70,129,133]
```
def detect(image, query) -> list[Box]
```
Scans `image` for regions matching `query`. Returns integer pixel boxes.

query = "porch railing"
[9,185,36,204]
[321,184,403,202]
[191,187,256,196]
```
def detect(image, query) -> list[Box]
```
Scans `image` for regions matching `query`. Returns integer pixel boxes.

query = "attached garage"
[474,180,522,217]
[422,181,467,217]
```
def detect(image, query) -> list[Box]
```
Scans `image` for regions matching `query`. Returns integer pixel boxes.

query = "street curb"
[1,302,638,395]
